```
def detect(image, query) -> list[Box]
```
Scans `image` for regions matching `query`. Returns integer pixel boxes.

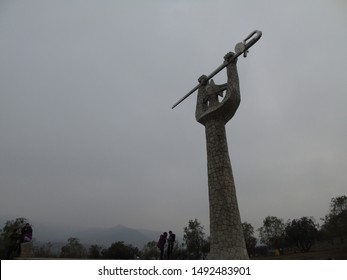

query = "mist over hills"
[76,224,162,248]
[0,216,163,248]
[36,223,163,248]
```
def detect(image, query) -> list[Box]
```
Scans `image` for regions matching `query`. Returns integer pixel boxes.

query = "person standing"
[21,223,33,242]
[157,232,167,260]
[167,230,175,259]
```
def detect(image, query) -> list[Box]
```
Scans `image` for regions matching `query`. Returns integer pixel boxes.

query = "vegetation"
[258,216,285,249]
[1,195,346,259]
[242,222,257,256]
[88,244,103,259]
[0,217,29,259]
[320,195,347,243]
[183,218,209,259]
[285,217,318,252]
[101,241,139,259]
[60,237,87,258]
[142,240,159,260]
[33,242,57,258]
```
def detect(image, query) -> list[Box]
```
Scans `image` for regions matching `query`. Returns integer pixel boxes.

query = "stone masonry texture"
[195,54,248,259]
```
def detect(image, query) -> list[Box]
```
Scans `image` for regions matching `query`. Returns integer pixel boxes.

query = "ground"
[252,244,347,260]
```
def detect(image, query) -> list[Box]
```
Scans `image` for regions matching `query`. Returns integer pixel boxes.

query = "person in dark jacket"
[167,230,176,259]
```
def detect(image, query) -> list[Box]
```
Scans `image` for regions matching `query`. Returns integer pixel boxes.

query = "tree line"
[0,195,346,259]
[245,195,347,256]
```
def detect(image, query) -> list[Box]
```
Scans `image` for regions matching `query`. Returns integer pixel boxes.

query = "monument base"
[19,241,34,258]
[207,247,249,260]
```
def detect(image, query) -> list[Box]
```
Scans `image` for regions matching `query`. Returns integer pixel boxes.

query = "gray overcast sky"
[1,0,346,236]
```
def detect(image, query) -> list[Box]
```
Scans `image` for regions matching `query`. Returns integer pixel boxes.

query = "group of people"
[157,230,175,259]
[7,223,33,259]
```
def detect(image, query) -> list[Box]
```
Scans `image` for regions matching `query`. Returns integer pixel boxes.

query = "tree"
[170,241,189,260]
[321,195,347,243]
[60,237,87,258]
[201,236,210,259]
[258,216,285,249]
[285,217,318,252]
[242,222,257,256]
[88,244,103,259]
[33,242,57,258]
[142,240,160,260]
[101,241,139,259]
[183,219,207,259]
[0,217,29,259]
[330,195,347,215]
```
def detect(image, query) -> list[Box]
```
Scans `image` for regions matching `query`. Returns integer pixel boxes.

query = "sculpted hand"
[224,52,237,63]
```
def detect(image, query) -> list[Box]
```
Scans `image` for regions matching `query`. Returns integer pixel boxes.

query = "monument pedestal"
[19,241,34,258]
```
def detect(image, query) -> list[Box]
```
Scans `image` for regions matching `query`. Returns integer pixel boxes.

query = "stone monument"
[195,53,247,259]
[172,31,262,259]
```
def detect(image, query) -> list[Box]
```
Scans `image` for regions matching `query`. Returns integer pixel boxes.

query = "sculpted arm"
[221,52,241,123]
[195,75,208,122]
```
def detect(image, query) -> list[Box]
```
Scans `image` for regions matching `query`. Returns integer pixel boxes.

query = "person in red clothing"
[157,232,167,260]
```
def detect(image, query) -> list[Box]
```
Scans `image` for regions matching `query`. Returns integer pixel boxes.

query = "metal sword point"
[171,30,262,109]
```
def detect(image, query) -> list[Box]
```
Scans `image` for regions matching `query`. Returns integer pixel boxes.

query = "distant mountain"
[0,215,73,242]
[76,224,161,248]
[0,215,164,249]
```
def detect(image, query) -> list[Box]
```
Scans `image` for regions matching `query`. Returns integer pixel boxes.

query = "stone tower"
[195,52,248,259]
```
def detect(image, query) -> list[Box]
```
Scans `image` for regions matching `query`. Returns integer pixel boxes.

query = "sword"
[172,30,262,109]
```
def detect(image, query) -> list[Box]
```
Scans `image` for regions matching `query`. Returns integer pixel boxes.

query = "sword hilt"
[172,30,262,109]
